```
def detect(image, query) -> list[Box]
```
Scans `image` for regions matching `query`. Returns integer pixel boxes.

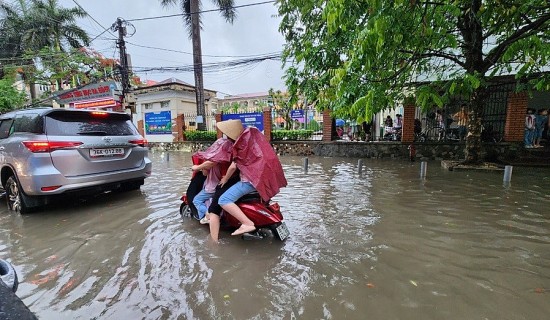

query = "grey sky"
[58,0,286,97]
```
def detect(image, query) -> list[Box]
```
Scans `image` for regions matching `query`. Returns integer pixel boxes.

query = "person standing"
[534,109,548,148]
[453,104,468,141]
[524,108,536,148]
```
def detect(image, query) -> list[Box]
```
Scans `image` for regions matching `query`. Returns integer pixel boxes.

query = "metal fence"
[181,108,324,141]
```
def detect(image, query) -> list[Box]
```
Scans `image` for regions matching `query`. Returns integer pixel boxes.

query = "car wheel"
[5,175,30,214]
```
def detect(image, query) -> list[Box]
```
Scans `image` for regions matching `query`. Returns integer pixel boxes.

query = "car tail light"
[91,111,108,117]
[23,141,83,153]
[129,139,147,147]
[41,185,61,191]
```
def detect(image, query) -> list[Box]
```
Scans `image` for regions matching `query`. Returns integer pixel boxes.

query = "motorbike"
[179,155,290,241]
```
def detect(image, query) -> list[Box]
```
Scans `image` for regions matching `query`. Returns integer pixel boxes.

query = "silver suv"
[0,107,152,213]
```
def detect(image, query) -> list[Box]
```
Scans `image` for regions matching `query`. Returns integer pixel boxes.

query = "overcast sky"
[58,0,286,97]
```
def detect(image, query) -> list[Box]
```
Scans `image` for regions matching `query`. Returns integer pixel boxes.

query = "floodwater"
[1,152,549,320]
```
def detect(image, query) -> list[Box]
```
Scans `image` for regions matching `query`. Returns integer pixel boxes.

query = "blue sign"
[290,109,305,123]
[145,111,172,135]
[221,112,263,132]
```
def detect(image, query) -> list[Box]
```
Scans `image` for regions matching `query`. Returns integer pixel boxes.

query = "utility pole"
[113,18,130,111]
[190,0,206,131]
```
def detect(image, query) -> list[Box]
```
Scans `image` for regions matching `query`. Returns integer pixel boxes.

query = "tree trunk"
[464,91,484,165]
[190,0,206,131]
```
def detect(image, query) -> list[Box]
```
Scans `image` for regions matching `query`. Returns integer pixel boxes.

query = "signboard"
[221,112,263,132]
[54,81,118,105]
[290,109,305,123]
[145,111,172,135]
[73,98,118,109]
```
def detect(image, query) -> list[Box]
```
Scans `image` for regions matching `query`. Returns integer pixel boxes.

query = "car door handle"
[0,147,4,151]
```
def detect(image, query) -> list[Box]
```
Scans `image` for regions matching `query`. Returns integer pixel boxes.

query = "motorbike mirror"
[0,259,19,293]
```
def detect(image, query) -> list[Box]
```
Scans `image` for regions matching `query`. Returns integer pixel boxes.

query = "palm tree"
[0,0,45,99]
[32,0,89,90]
[160,0,236,131]
[0,0,89,99]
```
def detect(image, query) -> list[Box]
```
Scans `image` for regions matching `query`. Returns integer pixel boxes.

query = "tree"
[278,0,550,164]
[160,0,236,131]
[0,0,89,99]
[269,88,295,130]
[31,0,89,90]
[0,76,27,112]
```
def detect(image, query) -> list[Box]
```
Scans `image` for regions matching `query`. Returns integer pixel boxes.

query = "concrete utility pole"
[113,18,130,109]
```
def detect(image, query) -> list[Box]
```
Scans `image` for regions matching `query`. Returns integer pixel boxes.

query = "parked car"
[0,107,152,213]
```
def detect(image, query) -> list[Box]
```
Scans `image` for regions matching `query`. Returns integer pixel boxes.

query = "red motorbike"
[179,156,289,241]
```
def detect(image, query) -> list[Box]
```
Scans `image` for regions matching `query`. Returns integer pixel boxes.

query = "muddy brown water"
[0,152,549,319]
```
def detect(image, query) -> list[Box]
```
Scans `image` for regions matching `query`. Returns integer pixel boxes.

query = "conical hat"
[216,119,244,140]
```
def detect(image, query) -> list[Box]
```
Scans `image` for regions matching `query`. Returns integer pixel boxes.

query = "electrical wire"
[126,0,276,22]
[125,41,282,59]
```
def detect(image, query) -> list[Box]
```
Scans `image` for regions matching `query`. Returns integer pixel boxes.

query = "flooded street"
[1,152,549,319]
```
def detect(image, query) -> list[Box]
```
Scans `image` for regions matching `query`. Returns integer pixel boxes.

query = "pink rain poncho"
[232,127,287,201]
[196,138,233,163]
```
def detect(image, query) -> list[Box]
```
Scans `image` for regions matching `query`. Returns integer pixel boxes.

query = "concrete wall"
[148,140,524,162]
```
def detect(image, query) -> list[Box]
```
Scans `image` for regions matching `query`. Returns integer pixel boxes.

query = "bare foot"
[231,224,256,236]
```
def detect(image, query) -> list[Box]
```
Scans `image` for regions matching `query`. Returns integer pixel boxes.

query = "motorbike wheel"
[0,259,18,293]
[179,203,191,217]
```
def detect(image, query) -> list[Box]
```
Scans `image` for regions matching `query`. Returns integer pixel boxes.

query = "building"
[218,92,272,112]
[132,78,218,143]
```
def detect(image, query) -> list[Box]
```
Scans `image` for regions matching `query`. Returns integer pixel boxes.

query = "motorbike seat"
[238,192,262,202]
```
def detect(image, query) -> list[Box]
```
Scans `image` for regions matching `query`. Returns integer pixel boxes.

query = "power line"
[126,0,276,22]
[125,40,281,59]
[71,0,118,41]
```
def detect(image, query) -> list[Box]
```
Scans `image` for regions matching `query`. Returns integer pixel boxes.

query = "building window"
[144,103,153,110]
[161,101,170,108]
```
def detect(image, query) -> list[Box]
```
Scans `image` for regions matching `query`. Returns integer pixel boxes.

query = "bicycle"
[415,118,460,142]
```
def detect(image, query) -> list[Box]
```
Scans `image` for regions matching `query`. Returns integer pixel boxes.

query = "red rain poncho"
[196,138,233,163]
[232,127,287,201]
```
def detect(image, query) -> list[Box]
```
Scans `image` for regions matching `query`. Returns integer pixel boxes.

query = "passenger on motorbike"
[191,137,234,242]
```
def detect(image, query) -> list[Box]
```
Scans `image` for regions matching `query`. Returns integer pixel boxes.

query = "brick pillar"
[137,119,144,137]
[402,103,416,143]
[322,109,333,141]
[175,113,185,141]
[263,107,272,142]
[504,92,527,142]
[215,112,222,139]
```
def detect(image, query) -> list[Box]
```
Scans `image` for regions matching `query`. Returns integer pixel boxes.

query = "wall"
[148,140,524,162]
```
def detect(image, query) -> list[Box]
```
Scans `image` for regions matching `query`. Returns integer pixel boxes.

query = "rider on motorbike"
[216,120,288,236]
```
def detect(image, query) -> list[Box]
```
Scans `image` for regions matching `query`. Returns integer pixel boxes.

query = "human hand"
[191,165,200,171]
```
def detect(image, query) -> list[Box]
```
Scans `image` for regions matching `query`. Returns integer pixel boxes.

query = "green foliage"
[184,130,217,141]
[0,77,27,112]
[278,0,550,163]
[272,130,314,141]
[305,119,321,131]
[0,0,91,99]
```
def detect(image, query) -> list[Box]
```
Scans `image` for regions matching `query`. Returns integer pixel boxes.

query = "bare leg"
[221,203,255,235]
[208,213,220,243]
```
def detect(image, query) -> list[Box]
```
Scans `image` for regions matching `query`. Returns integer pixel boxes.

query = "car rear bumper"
[20,160,152,196]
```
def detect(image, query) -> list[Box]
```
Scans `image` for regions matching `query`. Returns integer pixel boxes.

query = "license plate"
[90,148,124,157]
[275,222,290,241]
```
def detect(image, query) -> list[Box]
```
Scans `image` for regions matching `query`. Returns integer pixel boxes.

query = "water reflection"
[0,152,548,319]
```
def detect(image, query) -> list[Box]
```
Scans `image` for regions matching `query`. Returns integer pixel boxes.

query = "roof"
[134,77,216,94]
[221,92,271,100]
